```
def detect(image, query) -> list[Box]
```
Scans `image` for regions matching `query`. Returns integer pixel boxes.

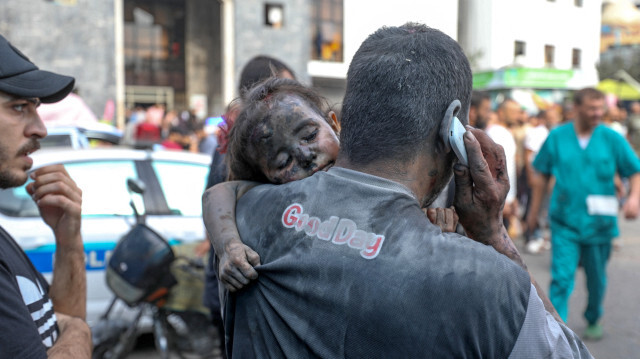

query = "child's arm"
[426,207,459,233]
[202,181,262,292]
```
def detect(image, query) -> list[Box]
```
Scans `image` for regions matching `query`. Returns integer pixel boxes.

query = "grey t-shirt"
[226,167,592,358]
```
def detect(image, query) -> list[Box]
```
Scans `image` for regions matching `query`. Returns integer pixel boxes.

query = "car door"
[144,158,209,245]
[60,158,147,323]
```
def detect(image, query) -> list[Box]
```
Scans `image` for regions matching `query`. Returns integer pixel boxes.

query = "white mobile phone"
[448,116,468,166]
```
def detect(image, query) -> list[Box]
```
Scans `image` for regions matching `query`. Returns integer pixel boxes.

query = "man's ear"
[437,100,462,154]
[328,111,340,133]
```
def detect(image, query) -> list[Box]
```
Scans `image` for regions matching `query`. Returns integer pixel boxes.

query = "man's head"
[573,87,605,131]
[469,91,491,130]
[496,99,520,128]
[0,35,75,188]
[339,23,472,206]
[538,106,561,129]
[238,55,295,96]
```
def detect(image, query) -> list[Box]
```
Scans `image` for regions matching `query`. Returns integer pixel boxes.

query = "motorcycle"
[91,178,222,359]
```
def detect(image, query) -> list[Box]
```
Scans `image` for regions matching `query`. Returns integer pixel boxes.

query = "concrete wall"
[186,0,223,116]
[0,0,116,119]
[233,0,311,96]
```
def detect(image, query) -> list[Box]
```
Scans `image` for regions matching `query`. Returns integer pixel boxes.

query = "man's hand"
[452,128,563,322]
[426,207,459,233]
[47,313,92,358]
[27,164,86,319]
[623,196,640,219]
[453,127,509,244]
[26,164,82,247]
[218,240,261,292]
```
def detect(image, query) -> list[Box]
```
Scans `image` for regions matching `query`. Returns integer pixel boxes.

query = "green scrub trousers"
[549,233,611,324]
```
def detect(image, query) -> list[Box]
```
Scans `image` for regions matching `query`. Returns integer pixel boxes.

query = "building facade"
[458,0,602,110]
[3,1,601,125]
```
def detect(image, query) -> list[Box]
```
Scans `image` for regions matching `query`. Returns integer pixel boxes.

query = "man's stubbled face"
[0,92,45,189]
[250,95,340,184]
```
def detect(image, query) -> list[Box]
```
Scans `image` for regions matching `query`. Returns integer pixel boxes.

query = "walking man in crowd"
[486,98,519,230]
[527,87,640,340]
[0,35,91,358]
[468,90,492,130]
[207,23,591,358]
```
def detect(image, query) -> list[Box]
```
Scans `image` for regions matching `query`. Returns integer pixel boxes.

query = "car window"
[151,160,208,216]
[41,134,74,148]
[66,160,144,217]
[0,183,40,217]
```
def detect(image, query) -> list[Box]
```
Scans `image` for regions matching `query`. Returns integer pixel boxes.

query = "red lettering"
[295,214,309,232]
[317,216,339,241]
[360,235,385,259]
[348,230,368,250]
[305,217,321,236]
[282,203,303,227]
[332,219,356,244]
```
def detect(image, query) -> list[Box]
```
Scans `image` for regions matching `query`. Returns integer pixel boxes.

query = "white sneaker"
[526,238,545,254]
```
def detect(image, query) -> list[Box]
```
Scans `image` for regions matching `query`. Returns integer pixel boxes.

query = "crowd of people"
[3,19,640,358]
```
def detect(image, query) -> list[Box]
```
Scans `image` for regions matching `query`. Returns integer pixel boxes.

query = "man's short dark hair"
[497,98,518,111]
[339,23,472,165]
[573,87,604,106]
[471,90,490,109]
[239,55,295,96]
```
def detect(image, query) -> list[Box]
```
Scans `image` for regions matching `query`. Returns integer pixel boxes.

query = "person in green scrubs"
[526,87,640,341]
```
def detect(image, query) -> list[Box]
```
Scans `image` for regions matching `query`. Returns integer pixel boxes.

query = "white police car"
[0,148,211,326]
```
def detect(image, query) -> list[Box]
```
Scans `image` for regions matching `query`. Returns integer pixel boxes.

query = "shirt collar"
[326,167,417,200]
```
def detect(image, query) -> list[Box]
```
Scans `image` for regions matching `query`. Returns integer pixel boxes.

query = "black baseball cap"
[0,34,74,103]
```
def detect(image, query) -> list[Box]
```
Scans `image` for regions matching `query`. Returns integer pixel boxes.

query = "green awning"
[473,67,576,90]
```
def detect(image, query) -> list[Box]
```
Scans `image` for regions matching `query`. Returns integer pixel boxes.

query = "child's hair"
[227,77,335,182]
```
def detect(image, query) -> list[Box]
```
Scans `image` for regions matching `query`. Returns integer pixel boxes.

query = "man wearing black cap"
[0,35,90,358]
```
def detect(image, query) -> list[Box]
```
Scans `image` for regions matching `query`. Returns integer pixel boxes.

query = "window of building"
[265,4,284,28]
[572,48,581,68]
[545,45,555,66]
[310,0,343,62]
[514,41,526,57]
[124,1,186,103]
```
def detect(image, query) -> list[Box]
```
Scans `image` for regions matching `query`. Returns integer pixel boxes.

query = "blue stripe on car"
[25,239,182,273]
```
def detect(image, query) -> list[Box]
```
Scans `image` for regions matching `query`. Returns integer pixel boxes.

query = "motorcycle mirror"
[127,178,146,194]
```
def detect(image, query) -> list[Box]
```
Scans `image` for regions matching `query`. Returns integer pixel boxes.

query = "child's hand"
[218,240,261,292]
[426,206,459,233]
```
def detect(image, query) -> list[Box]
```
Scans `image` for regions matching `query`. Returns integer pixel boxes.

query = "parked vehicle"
[92,178,219,359]
[0,148,211,326]
[41,124,123,149]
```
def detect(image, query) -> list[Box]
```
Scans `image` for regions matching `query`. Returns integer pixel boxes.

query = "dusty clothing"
[225,168,591,358]
[0,226,58,358]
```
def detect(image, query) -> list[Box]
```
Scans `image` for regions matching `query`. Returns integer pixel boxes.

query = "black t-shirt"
[0,226,58,358]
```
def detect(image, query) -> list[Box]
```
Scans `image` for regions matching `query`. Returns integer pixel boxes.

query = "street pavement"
[522,214,640,359]
[131,215,640,358]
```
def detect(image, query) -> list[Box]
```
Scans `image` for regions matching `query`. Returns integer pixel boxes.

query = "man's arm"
[623,173,640,219]
[202,180,261,291]
[454,128,561,322]
[46,313,92,358]
[26,165,86,319]
[525,171,551,232]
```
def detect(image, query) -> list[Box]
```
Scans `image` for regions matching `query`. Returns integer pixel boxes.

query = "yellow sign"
[53,0,78,6]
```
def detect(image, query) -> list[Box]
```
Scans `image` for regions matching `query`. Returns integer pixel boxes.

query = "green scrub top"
[533,123,640,244]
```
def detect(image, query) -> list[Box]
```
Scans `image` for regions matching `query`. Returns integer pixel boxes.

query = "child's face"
[251,95,340,184]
